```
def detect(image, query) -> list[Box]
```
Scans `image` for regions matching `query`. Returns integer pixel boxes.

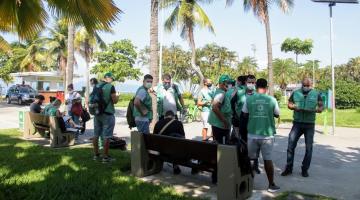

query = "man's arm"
[241,100,249,118]
[134,89,149,116]
[274,99,280,118]
[287,93,300,111]
[212,102,229,129]
[316,94,324,113]
[179,95,185,109]
[110,86,118,104]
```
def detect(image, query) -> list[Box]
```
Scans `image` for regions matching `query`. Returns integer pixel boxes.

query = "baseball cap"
[104,72,115,80]
[218,74,231,84]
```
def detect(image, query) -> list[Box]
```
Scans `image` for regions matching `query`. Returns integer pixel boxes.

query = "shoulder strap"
[159,119,176,135]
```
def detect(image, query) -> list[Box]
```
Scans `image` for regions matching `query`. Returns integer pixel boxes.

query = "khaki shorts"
[201,111,210,128]
[248,137,274,160]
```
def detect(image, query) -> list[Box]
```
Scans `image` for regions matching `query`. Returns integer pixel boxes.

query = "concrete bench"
[131,131,253,200]
[23,112,75,148]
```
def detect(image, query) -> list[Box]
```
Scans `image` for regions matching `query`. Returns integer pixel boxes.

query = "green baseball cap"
[218,74,231,84]
[104,72,115,80]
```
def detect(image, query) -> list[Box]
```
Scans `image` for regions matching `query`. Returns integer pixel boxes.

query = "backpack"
[109,136,127,150]
[89,83,108,115]
[71,102,83,116]
[126,97,136,129]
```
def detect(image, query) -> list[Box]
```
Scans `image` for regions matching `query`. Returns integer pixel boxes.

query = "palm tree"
[273,58,296,91]
[237,56,258,75]
[74,27,107,104]
[161,0,215,85]
[150,0,159,125]
[226,0,294,95]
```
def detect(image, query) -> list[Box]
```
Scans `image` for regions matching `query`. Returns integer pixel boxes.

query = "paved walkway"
[1,103,359,199]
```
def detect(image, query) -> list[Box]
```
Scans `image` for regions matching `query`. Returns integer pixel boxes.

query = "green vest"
[199,88,213,112]
[235,86,246,118]
[99,82,115,114]
[43,104,57,116]
[156,84,182,115]
[208,88,233,129]
[292,89,319,123]
[133,86,153,120]
[246,93,277,137]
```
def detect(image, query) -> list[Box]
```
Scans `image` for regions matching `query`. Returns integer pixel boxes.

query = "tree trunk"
[66,23,75,97]
[296,54,298,64]
[150,0,159,126]
[188,27,204,87]
[60,55,67,94]
[264,11,274,96]
[85,39,91,108]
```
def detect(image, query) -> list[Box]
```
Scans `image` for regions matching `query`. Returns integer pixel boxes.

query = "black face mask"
[207,83,213,88]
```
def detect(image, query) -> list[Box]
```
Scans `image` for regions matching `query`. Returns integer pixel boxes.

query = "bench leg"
[131,131,163,177]
[217,145,253,200]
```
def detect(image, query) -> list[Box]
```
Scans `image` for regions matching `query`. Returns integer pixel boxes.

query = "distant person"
[30,95,45,113]
[156,74,185,120]
[92,72,118,163]
[65,84,82,124]
[208,74,232,144]
[133,74,154,134]
[197,78,214,141]
[231,75,247,139]
[153,110,185,174]
[281,78,323,177]
[239,74,261,174]
[242,78,281,193]
[43,99,81,130]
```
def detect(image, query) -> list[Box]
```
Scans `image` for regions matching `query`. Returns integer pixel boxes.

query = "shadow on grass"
[0,129,202,200]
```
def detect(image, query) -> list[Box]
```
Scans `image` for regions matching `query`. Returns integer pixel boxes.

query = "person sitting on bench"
[42,99,81,130]
[30,95,45,113]
[154,110,185,174]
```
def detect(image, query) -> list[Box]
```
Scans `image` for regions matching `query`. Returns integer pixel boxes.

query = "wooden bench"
[131,131,253,200]
[23,112,75,148]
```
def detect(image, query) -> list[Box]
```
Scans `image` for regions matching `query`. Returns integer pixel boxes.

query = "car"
[5,84,37,105]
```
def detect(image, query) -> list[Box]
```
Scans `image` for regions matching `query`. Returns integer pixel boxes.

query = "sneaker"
[301,170,309,177]
[281,168,292,176]
[268,184,280,193]
[93,154,101,161]
[102,156,116,163]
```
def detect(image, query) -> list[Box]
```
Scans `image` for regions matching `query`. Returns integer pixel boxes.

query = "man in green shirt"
[281,78,323,177]
[242,78,281,193]
[93,72,119,163]
[231,75,247,139]
[208,74,232,144]
[133,74,153,134]
[197,78,214,141]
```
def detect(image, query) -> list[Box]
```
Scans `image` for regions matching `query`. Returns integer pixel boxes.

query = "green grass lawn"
[0,129,202,200]
[275,191,336,200]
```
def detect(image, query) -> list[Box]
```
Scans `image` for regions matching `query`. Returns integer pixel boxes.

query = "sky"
[1,0,360,91]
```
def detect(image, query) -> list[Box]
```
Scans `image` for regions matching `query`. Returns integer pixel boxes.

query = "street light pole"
[329,2,336,135]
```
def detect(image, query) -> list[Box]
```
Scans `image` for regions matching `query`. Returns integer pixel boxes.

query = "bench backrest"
[29,112,50,127]
[143,133,217,164]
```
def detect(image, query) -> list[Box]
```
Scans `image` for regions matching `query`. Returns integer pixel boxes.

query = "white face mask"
[144,82,152,89]
[247,84,255,91]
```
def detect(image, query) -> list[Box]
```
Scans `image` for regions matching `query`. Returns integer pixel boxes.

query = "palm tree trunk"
[66,23,75,97]
[85,39,90,108]
[150,0,159,125]
[60,55,67,95]
[188,27,204,86]
[264,11,274,96]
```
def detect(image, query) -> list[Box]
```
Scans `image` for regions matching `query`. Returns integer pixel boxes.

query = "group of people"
[29,84,86,135]
[132,73,324,193]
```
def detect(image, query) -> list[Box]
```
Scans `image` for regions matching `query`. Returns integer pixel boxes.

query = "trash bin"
[19,111,25,130]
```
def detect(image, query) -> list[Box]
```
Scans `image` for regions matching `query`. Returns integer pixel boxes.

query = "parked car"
[6,84,37,105]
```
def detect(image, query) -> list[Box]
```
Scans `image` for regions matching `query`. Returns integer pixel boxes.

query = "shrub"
[119,93,134,101]
[316,80,360,109]
[274,90,283,102]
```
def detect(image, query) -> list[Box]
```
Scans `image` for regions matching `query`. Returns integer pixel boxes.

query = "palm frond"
[0,35,11,53]
[160,0,179,9]
[164,5,180,32]
[193,3,214,33]
[276,0,294,13]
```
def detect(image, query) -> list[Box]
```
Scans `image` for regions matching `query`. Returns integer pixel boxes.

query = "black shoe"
[253,166,261,174]
[268,183,281,193]
[281,168,292,176]
[173,166,181,175]
[301,170,309,177]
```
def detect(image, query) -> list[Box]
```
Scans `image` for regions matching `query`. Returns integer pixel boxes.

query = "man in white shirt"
[65,84,82,124]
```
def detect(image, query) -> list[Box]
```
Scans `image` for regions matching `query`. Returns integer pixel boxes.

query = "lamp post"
[311,0,358,135]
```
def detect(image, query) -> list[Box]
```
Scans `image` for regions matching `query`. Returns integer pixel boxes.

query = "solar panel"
[312,0,358,3]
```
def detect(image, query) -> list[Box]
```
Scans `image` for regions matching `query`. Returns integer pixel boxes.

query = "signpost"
[311,0,359,135]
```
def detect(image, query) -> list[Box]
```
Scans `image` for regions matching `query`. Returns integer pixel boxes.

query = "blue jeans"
[94,114,115,139]
[135,120,150,134]
[285,122,315,171]
[68,111,80,125]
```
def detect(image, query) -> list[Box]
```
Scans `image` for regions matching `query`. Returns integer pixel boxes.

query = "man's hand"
[142,110,148,116]
[316,108,323,113]
[222,120,229,130]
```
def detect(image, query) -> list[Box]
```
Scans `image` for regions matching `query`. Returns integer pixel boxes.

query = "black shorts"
[212,126,230,144]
